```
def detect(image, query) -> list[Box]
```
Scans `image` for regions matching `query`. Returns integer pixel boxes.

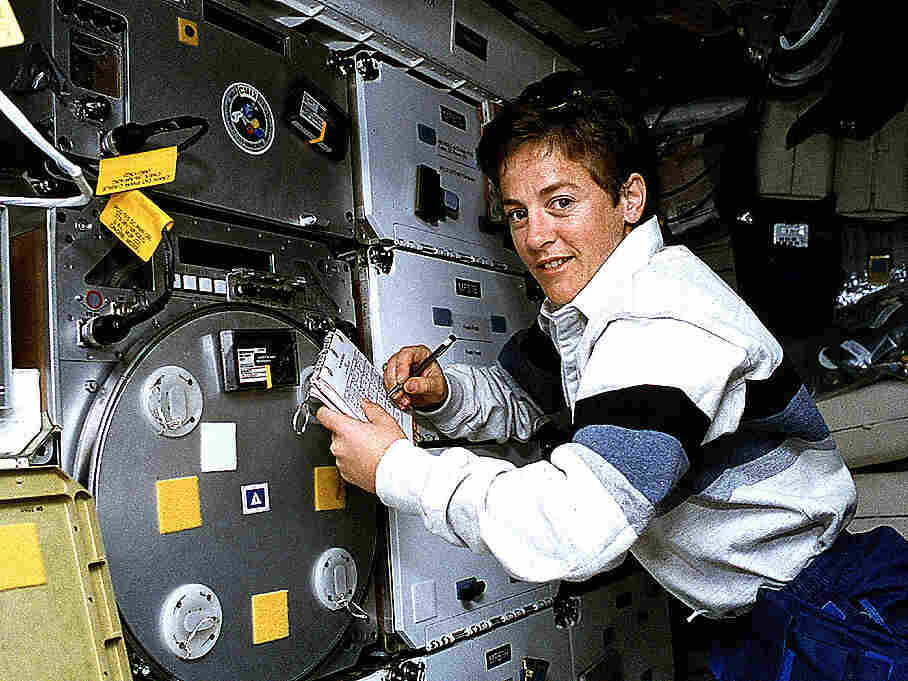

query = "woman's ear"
[621,173,647,226]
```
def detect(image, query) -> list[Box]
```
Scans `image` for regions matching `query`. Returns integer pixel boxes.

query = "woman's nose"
[524,212,556,250]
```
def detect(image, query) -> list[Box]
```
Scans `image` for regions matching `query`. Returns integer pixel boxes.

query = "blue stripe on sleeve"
[573,424,690,506]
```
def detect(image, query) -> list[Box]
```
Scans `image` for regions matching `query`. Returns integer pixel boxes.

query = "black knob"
[456,577,486,602]
[84,314,130,346]
[73,3,93,23]
[82,97,111,122]
[106,14,126,33]
[56,0,76,16]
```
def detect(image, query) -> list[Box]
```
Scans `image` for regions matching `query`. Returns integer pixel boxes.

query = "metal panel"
[282,0,562,100]
[11,0,355,235]
[8,195,374,679]
[359,250,537,407]
[452,0,558,99]
[353,64,523,268]
[421,587,571,681]
[47,198,355,476]
[81,306,377,681]
[570,572,675,681]
[357,249,547,646]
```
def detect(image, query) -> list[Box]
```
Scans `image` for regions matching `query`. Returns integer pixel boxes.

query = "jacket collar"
[540,215,663,328]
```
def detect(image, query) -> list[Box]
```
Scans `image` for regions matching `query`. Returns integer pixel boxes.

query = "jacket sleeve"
[419,322,563,443]
[420,363,547,443]
[376,318,761,583]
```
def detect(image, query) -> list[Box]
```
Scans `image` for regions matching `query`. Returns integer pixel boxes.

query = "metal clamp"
[292,402,312,436]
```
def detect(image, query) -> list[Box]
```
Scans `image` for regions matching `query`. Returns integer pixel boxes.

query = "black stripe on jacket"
[498,323,566,414]
[574,384,711,457]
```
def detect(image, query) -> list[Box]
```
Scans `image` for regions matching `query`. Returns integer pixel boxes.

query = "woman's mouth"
[538,256,572,272]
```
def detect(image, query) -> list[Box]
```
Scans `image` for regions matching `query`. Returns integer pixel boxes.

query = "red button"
[85,289,103,310]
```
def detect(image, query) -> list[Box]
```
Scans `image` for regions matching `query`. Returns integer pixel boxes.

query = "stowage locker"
[1,0,355,236]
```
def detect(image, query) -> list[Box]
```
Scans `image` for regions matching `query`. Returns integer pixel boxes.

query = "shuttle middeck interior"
[1,1,906,680]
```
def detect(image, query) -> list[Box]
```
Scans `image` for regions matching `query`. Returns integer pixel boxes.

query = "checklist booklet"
[309,329,413,439]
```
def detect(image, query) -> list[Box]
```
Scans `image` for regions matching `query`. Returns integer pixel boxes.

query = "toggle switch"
[456,577,486,602]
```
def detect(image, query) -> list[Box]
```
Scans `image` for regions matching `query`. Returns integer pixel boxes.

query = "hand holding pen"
[383,335,456,410]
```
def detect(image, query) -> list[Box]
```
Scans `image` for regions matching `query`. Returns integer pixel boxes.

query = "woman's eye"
[507,209,527,224]
[550,197,574,211]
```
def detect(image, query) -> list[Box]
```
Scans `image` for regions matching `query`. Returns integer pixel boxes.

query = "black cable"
[104,116,209,155]
[124,228,174,327]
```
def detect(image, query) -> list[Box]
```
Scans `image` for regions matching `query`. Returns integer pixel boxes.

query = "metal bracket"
[389,659,425,681]
[355,52,381,81]
[367,245,395,274]
[553,593,581,629]
[21,412,61,465]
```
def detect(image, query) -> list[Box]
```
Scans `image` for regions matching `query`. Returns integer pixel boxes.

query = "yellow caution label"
[251,590,289,644]
[177,17,199,46]
[0,523,46,591]
[96,146,178,195]
[100,190,174,262]
[0,0,25,48]
[156,476,203,534]
[265,364,273,390]
[314,466,345,511]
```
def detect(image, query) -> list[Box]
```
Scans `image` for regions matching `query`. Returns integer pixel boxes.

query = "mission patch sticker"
[221,82,275,155]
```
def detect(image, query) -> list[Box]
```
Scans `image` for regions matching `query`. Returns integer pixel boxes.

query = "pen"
[387,334,457,399]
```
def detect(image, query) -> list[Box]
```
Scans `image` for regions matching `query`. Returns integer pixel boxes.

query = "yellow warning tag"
[0,523,46,591]
[100,190,173,262]
[96,146,178,195]
[0,0,25,48]
[314,466,346,511]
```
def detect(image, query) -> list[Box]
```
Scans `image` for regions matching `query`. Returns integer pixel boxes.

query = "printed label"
[96,146,178,195]
[438,139,477,169]
[455,278,482,298]
[242,482,271,515]
[237,347,269,383]
[486,643,512,670]
[440,105,468,131]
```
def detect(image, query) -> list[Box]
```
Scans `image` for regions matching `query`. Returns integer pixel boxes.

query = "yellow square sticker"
[251,590,289,644]
[100,190,173,262]
[314,466,345,511]
[156,476,203,534]
[0,0,25,48]
[96,146,178,195]
[0,523,47,591]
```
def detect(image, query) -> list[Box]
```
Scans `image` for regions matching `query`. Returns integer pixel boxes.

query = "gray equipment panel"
[570,572,675,681]
[19,0,354,235]
[359,249,537,374]
[52,198,354,477]
[353,65,522,269]
[357,249,546,646]
[420,587,571,681]
[80,306,377,681]
[270,0,564,101]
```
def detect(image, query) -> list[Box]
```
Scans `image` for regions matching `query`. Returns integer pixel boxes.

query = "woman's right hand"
[383,345,449,411]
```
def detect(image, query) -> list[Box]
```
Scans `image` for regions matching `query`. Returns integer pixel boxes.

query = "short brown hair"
[477,71,656,217]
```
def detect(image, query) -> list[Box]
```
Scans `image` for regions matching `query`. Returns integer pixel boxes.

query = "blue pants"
[710,526,908,680]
